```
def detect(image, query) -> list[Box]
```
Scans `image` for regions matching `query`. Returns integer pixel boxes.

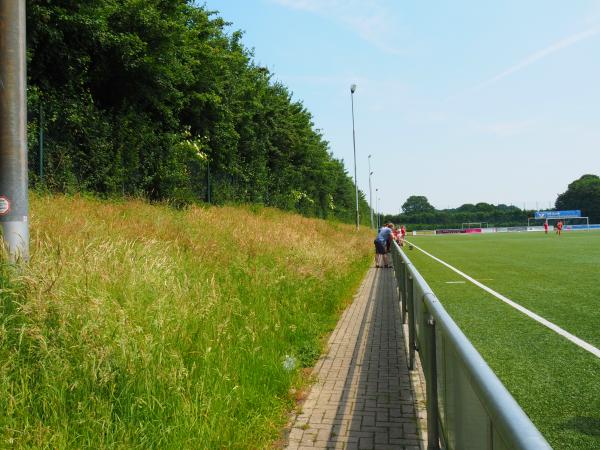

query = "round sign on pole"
[0,196,10,215]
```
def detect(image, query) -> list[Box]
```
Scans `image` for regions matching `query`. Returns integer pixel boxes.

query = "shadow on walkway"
[286,267,426,450]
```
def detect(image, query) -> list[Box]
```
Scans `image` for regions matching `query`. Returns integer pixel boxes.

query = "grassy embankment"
[0,194,372,448]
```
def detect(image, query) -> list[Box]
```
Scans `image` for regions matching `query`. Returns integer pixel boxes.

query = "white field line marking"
[407,241,600,359]
[445,281,466,284]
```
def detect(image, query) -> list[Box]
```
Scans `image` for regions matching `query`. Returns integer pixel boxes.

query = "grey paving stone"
[284,268,425,450]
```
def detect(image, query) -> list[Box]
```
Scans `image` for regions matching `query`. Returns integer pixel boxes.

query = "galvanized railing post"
[400,260,408,324]
[426,313,440,450]
[407,274,416,370]
[396,258,402,320]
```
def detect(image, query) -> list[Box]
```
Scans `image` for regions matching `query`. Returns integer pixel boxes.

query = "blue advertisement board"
[534,210,582,219]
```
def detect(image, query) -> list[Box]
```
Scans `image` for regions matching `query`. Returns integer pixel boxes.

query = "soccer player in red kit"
[544,220,549,234]
[392,227,401,245]
[556,220,563,236]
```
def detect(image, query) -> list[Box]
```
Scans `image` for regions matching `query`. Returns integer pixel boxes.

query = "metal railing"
[391,241,552,450]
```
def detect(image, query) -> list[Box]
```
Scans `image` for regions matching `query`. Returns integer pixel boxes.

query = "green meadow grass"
[405,231,600,450]
[0,194,372,449]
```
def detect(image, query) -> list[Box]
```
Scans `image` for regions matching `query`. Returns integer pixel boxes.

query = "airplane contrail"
[447,27,600,101]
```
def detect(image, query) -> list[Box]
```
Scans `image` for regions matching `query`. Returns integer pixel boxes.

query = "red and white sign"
[0,196,10,215]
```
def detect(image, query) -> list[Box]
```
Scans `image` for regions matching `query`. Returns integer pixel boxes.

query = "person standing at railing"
[374,223,394,268]
[392,226,401,246]
[400,224,406,246]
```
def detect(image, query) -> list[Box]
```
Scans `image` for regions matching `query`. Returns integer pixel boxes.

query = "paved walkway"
[285,267,426,450]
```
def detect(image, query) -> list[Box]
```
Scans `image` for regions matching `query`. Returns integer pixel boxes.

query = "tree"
[24,1,370,223]
[385,199,527,229]
[475,202,494,212]
[402,196,435,214]
[555,174,600,222]
[456,203,476,212]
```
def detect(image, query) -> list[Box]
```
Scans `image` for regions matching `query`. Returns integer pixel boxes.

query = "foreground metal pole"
[0,0,29,262]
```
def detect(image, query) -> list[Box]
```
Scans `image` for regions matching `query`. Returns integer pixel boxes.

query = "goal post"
[528,210,590,231]
[461,222,488,229]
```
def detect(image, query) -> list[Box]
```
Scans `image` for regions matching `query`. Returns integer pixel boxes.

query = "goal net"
[461,222,488,229]
[528,210,590,230]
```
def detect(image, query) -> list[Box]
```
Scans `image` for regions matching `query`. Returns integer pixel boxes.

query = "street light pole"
[375,189,379,229]
[350,84,359,230]
[378,195,382,228]
[368,155,374,229]
[0,0,29,262]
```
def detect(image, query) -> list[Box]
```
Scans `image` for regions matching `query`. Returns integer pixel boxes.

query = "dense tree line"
[25,0,370,223]
[385,196,530,229]
[385,175,600,229]
[556,174,600,223]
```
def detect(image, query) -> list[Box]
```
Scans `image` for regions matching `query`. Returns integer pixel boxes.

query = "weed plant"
[0,194,372,448]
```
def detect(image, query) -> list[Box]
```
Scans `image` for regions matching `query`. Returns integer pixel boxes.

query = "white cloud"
[584,2,600,26]
[445,27,600,102]
[448,27,600,101]
[478,118,539,137]
[269,0,325,14]
[268,0,404,55]
[474,28,599,92]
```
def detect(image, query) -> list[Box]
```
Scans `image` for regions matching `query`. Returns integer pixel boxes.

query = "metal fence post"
[426,314,440,450]
[39,100,44,180]
[206,159,211,203]
[404,265,409,323]
[403,262,410,324]
[400,260,407,324]
[407,275,416,370]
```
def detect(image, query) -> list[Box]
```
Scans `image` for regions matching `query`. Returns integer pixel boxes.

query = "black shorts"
[374,239,386,255]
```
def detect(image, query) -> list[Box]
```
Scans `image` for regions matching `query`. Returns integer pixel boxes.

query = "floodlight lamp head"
[350,84,357,93]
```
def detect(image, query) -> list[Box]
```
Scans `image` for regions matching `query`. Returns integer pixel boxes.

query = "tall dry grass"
[0,194,372,448]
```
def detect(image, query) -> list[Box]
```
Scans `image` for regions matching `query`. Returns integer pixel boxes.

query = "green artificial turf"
[404,230,600,450]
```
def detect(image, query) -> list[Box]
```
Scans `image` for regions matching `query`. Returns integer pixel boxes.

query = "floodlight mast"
[368,155,373,229]
[375,189,380,229]
[350,84,359,230]
[0,0,29,262]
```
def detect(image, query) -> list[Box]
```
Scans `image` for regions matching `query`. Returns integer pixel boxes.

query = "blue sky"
[206,0,600,214]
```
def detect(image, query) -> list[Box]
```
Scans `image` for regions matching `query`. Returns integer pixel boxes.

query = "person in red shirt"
[556,220,563,236]
[400,225,407,245]
[544,220,549,234]
[392,227,401,245]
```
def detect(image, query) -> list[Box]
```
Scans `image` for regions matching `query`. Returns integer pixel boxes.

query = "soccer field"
[404,230,600,450]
